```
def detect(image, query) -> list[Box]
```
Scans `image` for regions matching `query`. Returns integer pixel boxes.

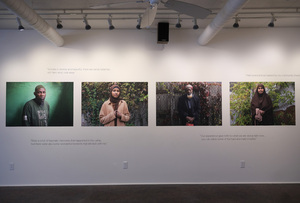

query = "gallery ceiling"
[0,0,300,31]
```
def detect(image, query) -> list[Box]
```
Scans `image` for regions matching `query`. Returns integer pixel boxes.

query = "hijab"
[251,84,274,125]
[251,84,272,111]
[109,84,121,110]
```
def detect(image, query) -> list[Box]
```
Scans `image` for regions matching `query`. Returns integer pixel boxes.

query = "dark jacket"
[178,94,201,125]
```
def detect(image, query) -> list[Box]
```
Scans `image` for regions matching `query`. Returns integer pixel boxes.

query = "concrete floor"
[1,184,300,203]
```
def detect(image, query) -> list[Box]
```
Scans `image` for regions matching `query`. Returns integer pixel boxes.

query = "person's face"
[186,87,193,95]
[257,86,264,94]
[112,88,120,98]
[34,88,46,101]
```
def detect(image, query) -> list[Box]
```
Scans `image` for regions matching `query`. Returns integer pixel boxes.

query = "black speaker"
[157,22,169,44]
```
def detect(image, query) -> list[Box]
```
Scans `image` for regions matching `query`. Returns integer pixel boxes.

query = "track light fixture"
[233,15,240,28]
[136,15,142,30]
[56,15,63,29]
[175,15,181,28]
[193,18,199,30]
[16,17,24,31]
[83,15,91,30]
[108,15,115,30]
[268,13,276,27]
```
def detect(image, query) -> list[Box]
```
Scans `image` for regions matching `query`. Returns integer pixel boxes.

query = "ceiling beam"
[0,0,64,46]
[198,0,249,46]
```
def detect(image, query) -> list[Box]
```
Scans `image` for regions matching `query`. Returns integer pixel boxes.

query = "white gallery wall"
[0,27,300,186]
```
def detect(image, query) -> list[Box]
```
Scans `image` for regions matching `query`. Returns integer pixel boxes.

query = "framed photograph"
[230,82,295,126]
[156,82,222,126]
[82,82,148,126]
[6,82,74,127]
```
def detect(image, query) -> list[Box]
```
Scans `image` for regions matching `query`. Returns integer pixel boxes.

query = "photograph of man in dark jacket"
[177,84,201,126]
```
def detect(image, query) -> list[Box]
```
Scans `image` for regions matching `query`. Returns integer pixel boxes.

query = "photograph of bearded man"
[178,84,201,126]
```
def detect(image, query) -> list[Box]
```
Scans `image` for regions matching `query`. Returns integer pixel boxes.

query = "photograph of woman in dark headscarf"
[99,84,130,126]
[251,84,274,125]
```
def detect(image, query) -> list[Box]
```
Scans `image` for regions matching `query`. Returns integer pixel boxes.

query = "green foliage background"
[82,82,148,126]
[230,82,295,125]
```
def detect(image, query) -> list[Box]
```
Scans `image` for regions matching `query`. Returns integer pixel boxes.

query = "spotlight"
[56,15,63,29]
[193,18,199,30]
[175,15,181,28]
[83,16,91,30]
[268,22,274,27]
[108,15,115,30]
[16,17,24,31]
[268,13,276,27]
[233,16,239,28]
[136,15,142,30]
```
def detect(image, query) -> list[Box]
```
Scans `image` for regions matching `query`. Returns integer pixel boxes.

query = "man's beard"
[187,93,193,99]
[35,97,45,105]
